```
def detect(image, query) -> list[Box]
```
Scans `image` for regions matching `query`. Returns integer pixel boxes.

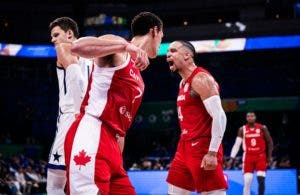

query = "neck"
[248,123,255,127]
[131,36,148,51]
[179,63,197,81]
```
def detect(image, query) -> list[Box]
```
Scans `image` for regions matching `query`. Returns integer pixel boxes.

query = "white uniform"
[48,57,92,169]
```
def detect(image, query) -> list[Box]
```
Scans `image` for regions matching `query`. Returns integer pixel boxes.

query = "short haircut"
[247,111,256,115]
[131,12,163,36]
[177,40,196,58]
[49,17,79,38]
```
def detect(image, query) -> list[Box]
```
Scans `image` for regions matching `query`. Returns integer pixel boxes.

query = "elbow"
[70,43,81,55]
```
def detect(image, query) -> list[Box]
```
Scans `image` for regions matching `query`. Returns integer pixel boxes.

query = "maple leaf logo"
[73,149,91,170]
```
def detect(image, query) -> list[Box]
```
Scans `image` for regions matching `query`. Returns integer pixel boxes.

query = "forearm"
[266,140,273,159]
[71,37,129,58]
[203,95,227,152]
[230,137,242,158]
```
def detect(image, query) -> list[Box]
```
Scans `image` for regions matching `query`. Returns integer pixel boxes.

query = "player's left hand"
[267,156,273,166]
[201,151,218,170]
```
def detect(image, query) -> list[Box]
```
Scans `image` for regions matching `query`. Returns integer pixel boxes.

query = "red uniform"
[242,123,267,173]
[64,56,143,195]
[167,67,228,193]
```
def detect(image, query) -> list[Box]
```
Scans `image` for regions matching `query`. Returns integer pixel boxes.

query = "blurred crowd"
[0,153,46,195]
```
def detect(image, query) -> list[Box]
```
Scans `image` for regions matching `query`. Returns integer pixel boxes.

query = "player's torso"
[56,57,92,115]
[243,123,266,154]
[82,56,144,136]
[177,67,217,141]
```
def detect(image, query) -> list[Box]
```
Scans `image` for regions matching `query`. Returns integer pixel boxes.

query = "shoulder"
[98,34,126,42]
[191,72,215,88]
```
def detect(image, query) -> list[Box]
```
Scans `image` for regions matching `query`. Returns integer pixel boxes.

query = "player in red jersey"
[228,111,273,195]
[64,12,163,195]
[166,40,228,195]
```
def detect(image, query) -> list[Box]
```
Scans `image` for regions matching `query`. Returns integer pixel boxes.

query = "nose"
[166,52,171,59]
[51,37,56,44]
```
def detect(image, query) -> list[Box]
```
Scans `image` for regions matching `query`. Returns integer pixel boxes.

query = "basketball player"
[47,17,92,195]
[228,111,273,195]
[166,41,228,195]
[64,12,163,195]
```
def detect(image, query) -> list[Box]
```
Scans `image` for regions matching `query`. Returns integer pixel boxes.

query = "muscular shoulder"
[191,72,219,100]
[98,34,126,42]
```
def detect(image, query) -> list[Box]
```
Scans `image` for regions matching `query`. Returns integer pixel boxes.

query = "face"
[246,112,256,124]
[166,41,188,72]
[50,26,73,46]
[148,27,164,58]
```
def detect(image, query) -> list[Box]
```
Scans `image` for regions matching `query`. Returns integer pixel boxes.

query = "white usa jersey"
[56,57,93,115]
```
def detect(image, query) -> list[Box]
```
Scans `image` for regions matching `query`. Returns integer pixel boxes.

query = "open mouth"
[167,60,174,67]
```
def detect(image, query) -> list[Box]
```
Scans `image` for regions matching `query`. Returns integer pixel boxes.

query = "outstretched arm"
[191,72,227,170]
[71,35,129,59]
[71,35,149,70]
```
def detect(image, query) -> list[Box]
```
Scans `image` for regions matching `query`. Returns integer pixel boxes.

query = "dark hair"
[177,40,196,58]
[247,111,256,115]
[49,17,79,38]
[131,12,163,36]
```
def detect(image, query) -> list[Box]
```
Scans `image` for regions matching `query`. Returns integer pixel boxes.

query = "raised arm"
[191,72,227,170]
[71,35,129,59]
[71,35,149,70]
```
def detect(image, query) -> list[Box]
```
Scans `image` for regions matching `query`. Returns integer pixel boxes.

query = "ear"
[150,26,158,38]
[66,30,74,40]
[183,52,191,61]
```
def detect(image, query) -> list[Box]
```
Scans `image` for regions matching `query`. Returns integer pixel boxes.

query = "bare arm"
[71,35,129,59]
[192,72,226,154]
[56,43,85,113]
[191,72,227,170]
[262,125,273,164]
[71,35,149,70]
[56,42,78,68]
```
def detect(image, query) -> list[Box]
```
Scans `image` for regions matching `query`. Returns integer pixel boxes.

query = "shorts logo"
[73,149,91,170]
[191,142,199,147]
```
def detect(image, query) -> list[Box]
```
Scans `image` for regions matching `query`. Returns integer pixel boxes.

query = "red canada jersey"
[177,67,219,141]
[80,56,144,136]
[243,123,266,155]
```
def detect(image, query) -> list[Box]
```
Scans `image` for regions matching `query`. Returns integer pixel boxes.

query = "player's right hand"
[125,43,149,71]
[56,43,79,68]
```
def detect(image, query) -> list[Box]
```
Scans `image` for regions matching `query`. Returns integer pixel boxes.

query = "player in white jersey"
[47,17,92,195]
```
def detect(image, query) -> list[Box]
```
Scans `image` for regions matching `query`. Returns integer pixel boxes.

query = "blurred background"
[0,0,299,194]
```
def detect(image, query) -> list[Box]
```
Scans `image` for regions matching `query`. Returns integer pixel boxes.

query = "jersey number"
[251,138,256,146]
[178,106,183,121]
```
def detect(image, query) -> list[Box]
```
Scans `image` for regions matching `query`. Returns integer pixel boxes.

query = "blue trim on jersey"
[63,68,67,94]
[87,65,90,79]
[47,163,66,170]
[56,65,64,70]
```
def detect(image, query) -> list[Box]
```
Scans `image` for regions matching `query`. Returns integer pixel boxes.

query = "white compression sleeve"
[203,95,227,152]
[230,137,243,158]
[66,64,86,114]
